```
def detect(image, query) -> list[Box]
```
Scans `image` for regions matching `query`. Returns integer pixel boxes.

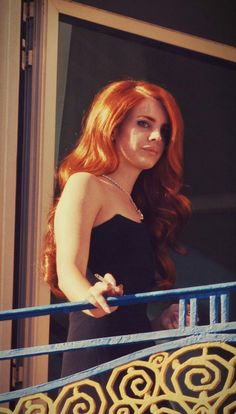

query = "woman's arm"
[54,172,123,317]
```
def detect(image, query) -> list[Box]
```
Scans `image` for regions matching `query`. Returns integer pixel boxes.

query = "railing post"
[210,295,219,325]
[189,297,198,327]
[220,293,229,323]
[178,298,186,328]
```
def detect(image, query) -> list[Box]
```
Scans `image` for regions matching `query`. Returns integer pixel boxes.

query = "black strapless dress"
[61,215,156,377]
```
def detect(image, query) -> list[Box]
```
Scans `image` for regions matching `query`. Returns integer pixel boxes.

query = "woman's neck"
[106,167,140,194]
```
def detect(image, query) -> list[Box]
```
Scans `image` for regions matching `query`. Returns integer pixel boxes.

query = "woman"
[42,79,191,378]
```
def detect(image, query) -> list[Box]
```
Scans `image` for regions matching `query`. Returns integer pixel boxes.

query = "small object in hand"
[94,273,105,282]
[94,273,109,285]
[94,273,123,294]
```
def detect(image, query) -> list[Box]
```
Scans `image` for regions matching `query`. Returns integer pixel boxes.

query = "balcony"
[0,281,236,413]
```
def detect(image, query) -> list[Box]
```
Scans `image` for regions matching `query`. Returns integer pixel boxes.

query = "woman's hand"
[86,273,124,318]
[152,304,191,330]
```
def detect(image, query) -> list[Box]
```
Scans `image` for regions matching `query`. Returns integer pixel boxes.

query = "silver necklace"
[102,174,144,221]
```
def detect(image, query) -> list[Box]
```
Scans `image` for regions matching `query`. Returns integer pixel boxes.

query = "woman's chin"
[137,158,160,171]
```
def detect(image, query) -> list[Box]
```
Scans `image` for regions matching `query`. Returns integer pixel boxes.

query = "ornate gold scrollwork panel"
[1,342,236,414]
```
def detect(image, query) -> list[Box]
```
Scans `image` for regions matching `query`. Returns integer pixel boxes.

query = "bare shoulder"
[60,172,104,207]
[65,172,102,193]
[67,171,99,184]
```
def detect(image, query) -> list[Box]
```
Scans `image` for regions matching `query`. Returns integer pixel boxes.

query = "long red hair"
[42,80,191,298]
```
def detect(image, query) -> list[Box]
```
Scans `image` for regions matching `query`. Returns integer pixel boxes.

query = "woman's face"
[114,97,169,173]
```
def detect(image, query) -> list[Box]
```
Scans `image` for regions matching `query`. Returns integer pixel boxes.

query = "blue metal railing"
[0,281,236,404]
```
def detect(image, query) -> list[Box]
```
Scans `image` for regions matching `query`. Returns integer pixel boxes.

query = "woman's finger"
[115,284,124,295]
[87,275,124,316]
[88,286,111,313]
[103,273,117,286]
[106,283,124,296]
[100,274,124,296]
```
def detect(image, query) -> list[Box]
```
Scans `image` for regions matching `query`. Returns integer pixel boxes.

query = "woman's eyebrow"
[137,115,169,125]
[137,115,156,121]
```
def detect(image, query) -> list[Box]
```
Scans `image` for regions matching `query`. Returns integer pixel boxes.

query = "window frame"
[13,0,236,388]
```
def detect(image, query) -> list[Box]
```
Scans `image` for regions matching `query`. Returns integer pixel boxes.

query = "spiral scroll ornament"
[1,342,235,414]
[0,394,53,414]
[160,342,236,412]
[53,379,107,414]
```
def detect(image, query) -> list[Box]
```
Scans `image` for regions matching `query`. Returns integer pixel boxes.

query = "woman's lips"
[141,145,159,154]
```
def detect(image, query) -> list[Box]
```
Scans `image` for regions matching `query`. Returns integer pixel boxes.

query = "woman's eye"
[137,120,150,128]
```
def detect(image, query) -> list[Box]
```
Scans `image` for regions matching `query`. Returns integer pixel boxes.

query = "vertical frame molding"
[21,0,59,387]
[0,0,21,395]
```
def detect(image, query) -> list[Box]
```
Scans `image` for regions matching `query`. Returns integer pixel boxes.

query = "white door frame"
[0,0,21,395]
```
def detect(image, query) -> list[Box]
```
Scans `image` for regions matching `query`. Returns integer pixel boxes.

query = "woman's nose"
[148,130,161,141]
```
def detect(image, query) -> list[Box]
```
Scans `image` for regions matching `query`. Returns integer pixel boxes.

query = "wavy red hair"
[42,79,191,297]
